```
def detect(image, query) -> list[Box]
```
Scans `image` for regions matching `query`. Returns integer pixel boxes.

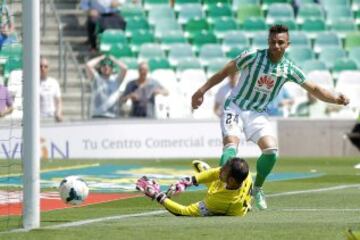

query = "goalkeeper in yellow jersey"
[135,157,252,217]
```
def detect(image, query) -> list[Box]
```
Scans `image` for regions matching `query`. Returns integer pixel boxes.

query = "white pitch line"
[4,183,360,232]
[275,208,360,212]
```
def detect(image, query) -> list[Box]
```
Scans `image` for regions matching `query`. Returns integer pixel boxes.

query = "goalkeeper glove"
[136,176,167,203]
[166,177,195,197]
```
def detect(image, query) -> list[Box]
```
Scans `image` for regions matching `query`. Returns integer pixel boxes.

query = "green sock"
[219,147,237,166]
[254,153,277,187]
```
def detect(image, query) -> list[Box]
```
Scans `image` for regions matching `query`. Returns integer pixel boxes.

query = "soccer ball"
[59,176,89,205]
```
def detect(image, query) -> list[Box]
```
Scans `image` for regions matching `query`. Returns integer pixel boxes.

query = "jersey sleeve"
[234,49,257,70]
[194,167,221,184]
[287,64,307,85]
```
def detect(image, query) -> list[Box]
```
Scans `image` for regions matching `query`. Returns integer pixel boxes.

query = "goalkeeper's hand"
[166,177,193,197]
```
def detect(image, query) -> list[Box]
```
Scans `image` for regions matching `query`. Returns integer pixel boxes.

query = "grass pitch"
[0,157,359,240]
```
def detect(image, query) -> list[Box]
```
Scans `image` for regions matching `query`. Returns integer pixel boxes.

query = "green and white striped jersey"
[227,49,306,112]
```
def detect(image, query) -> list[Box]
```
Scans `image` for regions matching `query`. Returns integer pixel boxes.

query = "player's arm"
[301,81,349,106]
[85,55,106,80]
[192,61,237,109]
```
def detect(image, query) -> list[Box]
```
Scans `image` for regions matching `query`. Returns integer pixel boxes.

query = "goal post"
[22,0,40,229]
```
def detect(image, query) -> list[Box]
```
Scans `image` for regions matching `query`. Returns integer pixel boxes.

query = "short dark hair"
[100,57,114,68]
[269,24,289,35]
[227,157,249,184]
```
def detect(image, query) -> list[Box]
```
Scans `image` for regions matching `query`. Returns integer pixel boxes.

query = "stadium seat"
[148,58,171,71]
[335,71,360,110]
[287,46,315,64]
[330,19,357,38]
[125,17,150,38]
[99,30,127,52]
[313,32,341,53]
[212,17,238,39]
[177,4,204,24]
[151,69,178,93]
[159,30,187,50]
[321,0,351,11]
[130,30,155,53]
[345,32,360,50]
[232,0,261,11]
[109,44,134,58]
[206,58,229,76]
[154,19,182,37]
[272,18,298,31]
[266,3,294,24]
[242,17,268,33]
[198,44,225,66]
[191,31,218,53]
[301,59,327,73]
[332,58,358,73]
[296,3,325,25]
[252,31,269,50]
[4,57,22,79]
[236,5,262,26]
[168,43,194,65]
[290,31,310,47]
[307,70,334,89]
[349,47,360,67]
[121,57,139,69]
[174,0,201,12]
[120,5,146,19]
[148,5,176,25]
[176,57,203,73]
[326,6,353,25]
[318,47,347,70]
[222,30,249,52]
[143,0,169,10]
[261,0,292,11]
[300,18,326,39]
[202,0,230,9]
[353,0,360,11]
[184,18,210,40]
[138,43,165,61]
[226,46,249,58]
[206,3,232,21]
[0,43,22,58]
[178,69,207,95]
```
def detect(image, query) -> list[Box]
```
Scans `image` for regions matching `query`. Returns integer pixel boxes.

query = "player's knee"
[262,147,278,155]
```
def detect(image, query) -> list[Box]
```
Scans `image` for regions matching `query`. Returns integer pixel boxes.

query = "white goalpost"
[22,0,40,229]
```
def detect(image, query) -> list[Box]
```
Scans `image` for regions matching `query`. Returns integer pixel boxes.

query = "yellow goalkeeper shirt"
[195,167,252,216]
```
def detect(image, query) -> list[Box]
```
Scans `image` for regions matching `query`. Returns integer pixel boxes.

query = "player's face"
[268,32,289,58]
[40,59,49,79]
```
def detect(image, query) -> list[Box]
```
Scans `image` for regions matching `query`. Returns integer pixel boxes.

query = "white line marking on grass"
[275,208,360,212]
[3,184,360,232]
[267,184,360,198]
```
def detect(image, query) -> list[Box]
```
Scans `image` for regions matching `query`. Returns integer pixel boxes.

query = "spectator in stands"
[295,92,329,118]
[80,0,126,52]
[40,57,63,122]
[0,84,13,118]
[214,72,239,117]
[121,62,169,118]
[0,4,16,49]
[267,87,294,117]
[86,54,127,118]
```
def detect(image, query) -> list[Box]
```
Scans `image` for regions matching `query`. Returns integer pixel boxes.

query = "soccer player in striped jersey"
[191,25,350,210]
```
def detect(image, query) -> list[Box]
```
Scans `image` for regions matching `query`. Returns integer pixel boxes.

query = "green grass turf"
[0,157,359,239]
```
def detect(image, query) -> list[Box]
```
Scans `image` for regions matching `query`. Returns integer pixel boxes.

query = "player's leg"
[245,111,278,210]
[219,109,242,166]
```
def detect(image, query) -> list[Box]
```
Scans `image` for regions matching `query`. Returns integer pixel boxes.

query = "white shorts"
[220,101,275,144]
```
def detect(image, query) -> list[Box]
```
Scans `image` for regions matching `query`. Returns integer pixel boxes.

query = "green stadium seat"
[143,0,169,11]
[184,18,210,40]
[198,44,225,65]
[242,17,267,32]
[109,44,134,58]
[222,30,249,52]
[301,18,326,38]
[287,46,315,64]
[236,5,262,26]
[206,58,229,75]
[272,18,298,31]
[330,19,357,36]
[138,43,165,60]
[321,0,351,11]
[301,59,327,73]
[121,57,139,69]
[212,17,238,39]
[349,47,360,67]
[148,58,171,71]
[261,0,291,11]
[206,3,232,21]
[318,47,347,69]
[176,57,203,72]
[174,0,201,12]
[203,0,230,9]
[148,5,176,25]
[313,31,341,53]
[154,19,182,37]
[130,30,155,53]
[290,31,310,47]
[99,30,127,52]
[266,3,294,24]
[296,3,325,25]
[353,0,360,11]
[232,0,260,11]
[0,43,22,58]
[125,17,150,37]
[252,31,268,49]
[345,32,360,50]
[168,43,194,65]
[226,46,249,58]
[178,4,204,24]
[120,5,145,20]
[326,6,353,25]
[3,57,22,79]
[332,58,358,73]
[192,31,218,53]
[159,30,187,50]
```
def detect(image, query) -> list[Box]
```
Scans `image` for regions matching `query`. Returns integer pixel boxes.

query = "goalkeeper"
[136,157,252,217]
